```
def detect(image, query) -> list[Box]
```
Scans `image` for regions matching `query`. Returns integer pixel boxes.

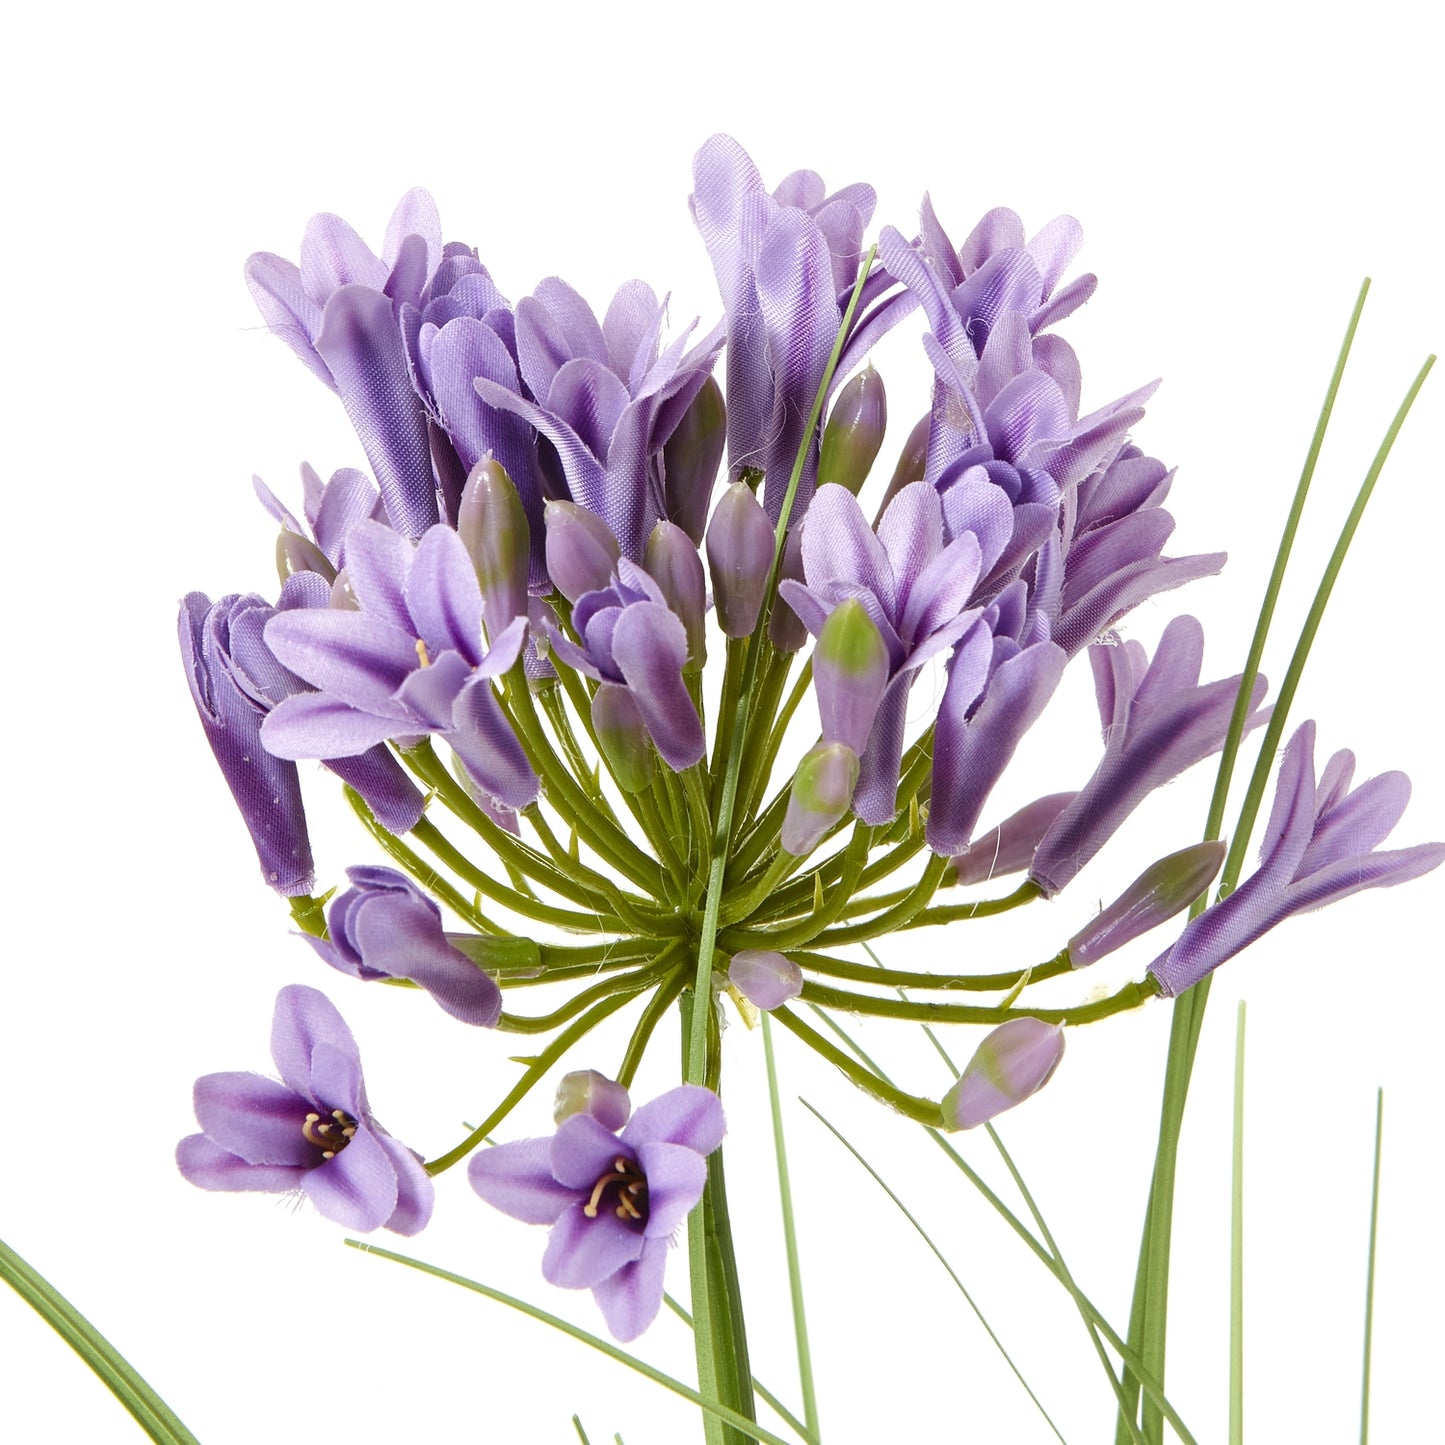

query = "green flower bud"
[458,456,530,637]
[819,365,887,496]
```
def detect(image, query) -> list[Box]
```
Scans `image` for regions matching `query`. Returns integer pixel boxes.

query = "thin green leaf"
[0,1235,201,1445]
[986,1125,1146,1445]
[805,1005,1198,1445]
[1360,1089,1384,1445]
[345,1241,800,1445]
[1230,1002,1246,1445]
[761,1013,821,1440]
[801,1102,1068,1443]
[573,1415,594,1444]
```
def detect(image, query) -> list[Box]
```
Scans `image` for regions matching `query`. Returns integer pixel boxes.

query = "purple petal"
[269,985,362,1106]
[634,1140,708,1239]
[469,1138,580,1225]
[176,1135,306,1194]
[542,1203,646,1289]
[590,1240,669,1343]
[301,1126,398,1232]
[622,1084,725,1154]
[192,1073,313,1167]
[373,1131,435,1235]
[447,674,540,809]
[611,604,706,770]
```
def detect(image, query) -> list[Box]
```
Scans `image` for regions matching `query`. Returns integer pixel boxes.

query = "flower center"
[302,1108,358,1162]
[582,1155,648,1225]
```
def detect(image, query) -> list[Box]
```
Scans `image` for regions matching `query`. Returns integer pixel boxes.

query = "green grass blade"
[0,1235,201,1445]
[664,1295,819,1445]
[805,1004,1199,1445]
[801,1102,1069,1443]
[573,1415,594,1444]
[761,1013,821,1439]
[985,1125,1146,1445]
[345,1241,800,1445]
[1230,1002,1246,1445]
[1360,1089,1384,1445]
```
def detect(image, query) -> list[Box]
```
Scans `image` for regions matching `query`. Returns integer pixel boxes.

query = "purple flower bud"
[662,374,726,545]
[705,481,775,638]
[645,521,707,671]
[553,1069,632,1131]
[949,792,1079,886]
[308,865,503,1027]
[1068,841,1226,967]
[545,500,621,603]
[728,950,804,1010]
[276,529,337,585]
[768,527,809,653]
[458,456,530,635]
[591,682,655,793]
[813,597,890,755]
[941,1018,1066,1130]
[872,411,929,526]
[782,741,859,856]
[819,365,887,497]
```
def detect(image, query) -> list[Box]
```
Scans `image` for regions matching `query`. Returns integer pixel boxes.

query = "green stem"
[725,825,873,951]
[615,954,689,1090]
[1359,1089,1384,1445]
[770,1005,943,1125]
[426,986,642,1174]
[761,1014,820,1440]
[791,948,1071,993]
[1230,1002,1246,1445]
[800,977,1156,1027]
[800,851,950,947]
[495,960,671,1034]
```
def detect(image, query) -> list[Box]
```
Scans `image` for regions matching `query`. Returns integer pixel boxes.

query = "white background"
[2,2,1441,1441]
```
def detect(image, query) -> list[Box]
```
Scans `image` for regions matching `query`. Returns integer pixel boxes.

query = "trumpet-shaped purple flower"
[1149,722,1445,997]
[469,1085,724,1341]
[177,985,433,1234]
[245,191,444,537]
[781,481,985,822]
[261,520,538,810]
[1030,616,1268,895]
[470,277,724,563]
[544,555,705,773]
[691,135,876,520]
[307,866,502,1027]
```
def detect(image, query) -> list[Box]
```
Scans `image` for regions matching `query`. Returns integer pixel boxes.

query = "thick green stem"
[800,976,1156,1026]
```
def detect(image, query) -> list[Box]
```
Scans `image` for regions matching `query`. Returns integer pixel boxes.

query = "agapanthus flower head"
[306,866,502,1026]
[942,1018,1066,1130]
[469,1085,724,1341]
[177,984,433,1234]
[1149,722,1445,997]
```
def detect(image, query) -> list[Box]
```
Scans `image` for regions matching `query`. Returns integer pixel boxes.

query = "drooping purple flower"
[180,590,315,895]
[177,984,433,1234]
[306,866,502,1026]
[1029,616,1268,896]
[1149,722,1445,997]
[691,135,877,521]
[245,192,445,537]
[468,1085,725,1341]
[180,583,426,890]
[543,552,705,773]
[781,481,986,822]
[941,1017,1066,1130]
[261,520,538,810]
[470,277,724,562]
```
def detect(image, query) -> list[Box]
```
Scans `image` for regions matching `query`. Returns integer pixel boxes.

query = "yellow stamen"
[416,638,431,668]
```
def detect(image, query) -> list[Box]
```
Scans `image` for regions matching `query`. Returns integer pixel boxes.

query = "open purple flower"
[261,519,538,810]
[1150,722,1445,997]
[307,866,502,1027]
[469,1084,724,1341]
[177,985,433,1234]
